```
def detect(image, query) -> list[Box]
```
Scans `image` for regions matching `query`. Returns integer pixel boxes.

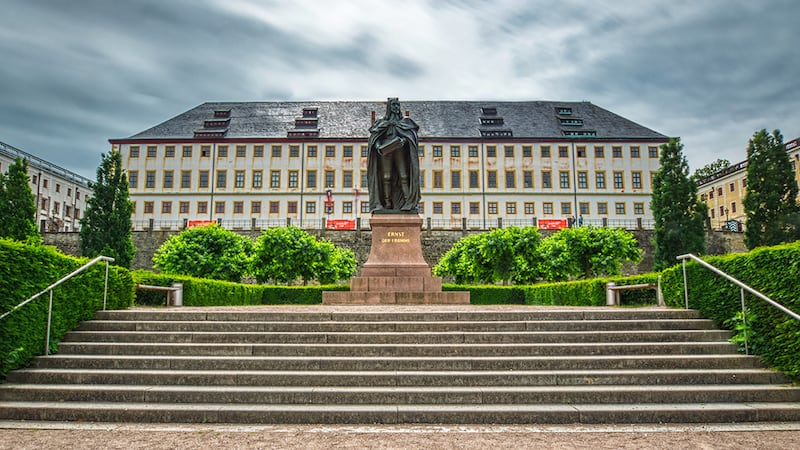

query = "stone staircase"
[1,306,799,424]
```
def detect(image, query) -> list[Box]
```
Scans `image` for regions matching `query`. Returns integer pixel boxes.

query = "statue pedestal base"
[322,214,470,305]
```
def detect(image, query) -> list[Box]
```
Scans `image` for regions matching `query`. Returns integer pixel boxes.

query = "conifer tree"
[80,151,135,267]
[651,138,707,270]
[743,129,799,249]
[0,157,40,243]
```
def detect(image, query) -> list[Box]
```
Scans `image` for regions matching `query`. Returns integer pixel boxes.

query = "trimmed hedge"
[1,239,134,379]
[660,241,800,379]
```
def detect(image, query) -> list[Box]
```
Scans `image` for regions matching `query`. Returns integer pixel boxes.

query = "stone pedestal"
[323,214,469,305]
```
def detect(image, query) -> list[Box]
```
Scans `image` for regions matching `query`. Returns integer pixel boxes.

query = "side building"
[0,140,92,232]
[697,136,800,231]
[111,101,668,231]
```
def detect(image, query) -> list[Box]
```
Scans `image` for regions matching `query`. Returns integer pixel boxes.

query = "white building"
[0,140,91,232]
[111,101,668,231]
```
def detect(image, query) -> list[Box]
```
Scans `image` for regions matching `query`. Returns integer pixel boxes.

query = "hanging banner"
[326,219,356,230]
[538,219,568,230]
[187,220,215,228]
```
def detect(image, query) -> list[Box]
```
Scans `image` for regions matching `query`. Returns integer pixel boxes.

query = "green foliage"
[0,158,40,243]
[539,227,642,280]
[651,138,707,270]
[1,239,134,378]
[152,224,254,283]
[660,242,800,379]
[444,285,526,304]
[692,158,731,181]
[80,151,135,268]
[743,129,800,250]
[250,227,356,284]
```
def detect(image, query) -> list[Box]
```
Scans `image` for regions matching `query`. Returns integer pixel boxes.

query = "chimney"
[371,111,376,125]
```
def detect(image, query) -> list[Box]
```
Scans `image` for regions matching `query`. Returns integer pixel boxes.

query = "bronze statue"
[367,98,421,213]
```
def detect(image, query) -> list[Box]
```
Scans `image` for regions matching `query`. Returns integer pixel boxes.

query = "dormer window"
[480,117,504,126]
[204,119,230,128]
[214,109,231,118]
[556,107,572,115]
[302,108,318,118]
[480,129,513,138]
[559,118,583,126]
[295,118,318,127]
[481,107,497,115]
[563,130,596,137]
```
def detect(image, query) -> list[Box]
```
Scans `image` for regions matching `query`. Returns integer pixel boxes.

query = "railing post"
[606,282,617,306]
[741,287,749,355]
[103,260,110,310]
[682,258,689,309]
[45,290,54,355]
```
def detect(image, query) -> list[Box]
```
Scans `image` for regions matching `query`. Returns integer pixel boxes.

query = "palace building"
[111,101,668,231]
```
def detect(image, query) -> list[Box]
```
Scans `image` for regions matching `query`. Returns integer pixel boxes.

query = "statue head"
[385,97,401,120]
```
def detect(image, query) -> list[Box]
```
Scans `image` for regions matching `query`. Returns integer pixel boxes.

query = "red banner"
[326,219,356,230]
[187,220,215,228]
[538,219,568,230]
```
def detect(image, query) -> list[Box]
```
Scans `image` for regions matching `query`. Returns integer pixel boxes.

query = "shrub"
[152,224,253,282]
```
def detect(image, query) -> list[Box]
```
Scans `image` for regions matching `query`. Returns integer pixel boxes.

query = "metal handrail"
[0,255,115,355]
[677,253,800,355]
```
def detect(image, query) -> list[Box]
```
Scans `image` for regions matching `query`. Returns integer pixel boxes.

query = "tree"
[651,138,707,270]
[538,227,642,281]
[0,157,40,243]
[80,151,135,267]
[692,158,731,181]
[743,129,799,249]
[152,224,253,282]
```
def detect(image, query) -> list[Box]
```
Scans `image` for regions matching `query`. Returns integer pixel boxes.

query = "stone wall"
[43,228,746,276]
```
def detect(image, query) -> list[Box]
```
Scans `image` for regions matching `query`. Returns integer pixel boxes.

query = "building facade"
[697,136,800,231]
[0,140,92,232]
[111,101,668,231]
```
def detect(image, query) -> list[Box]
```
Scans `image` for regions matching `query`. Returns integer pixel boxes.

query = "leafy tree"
[0,157,39,243]
[692,158,731,181]
[538,226,642,281]
[152,223,253,282]
[80,152,135,267]
[743,129,799,250]
[651,138,707,270]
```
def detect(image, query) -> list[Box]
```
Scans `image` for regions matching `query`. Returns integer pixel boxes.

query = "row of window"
[135,199,647,217]
[128,143,661,160]
[709,202,738,218]
[129,169,650,191]
[38,197,81,219]
[28,175,84,199]
[701,179,746,201]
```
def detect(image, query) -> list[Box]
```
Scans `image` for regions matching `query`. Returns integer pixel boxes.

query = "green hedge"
[132,271,348,306]
[660,241,800,379]
[0,239,134,379]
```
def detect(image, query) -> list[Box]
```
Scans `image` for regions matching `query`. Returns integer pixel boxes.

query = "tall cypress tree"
[0,157,40,243]
[80,151,135,268]
[743,129,799,250]
[651,138,707,270]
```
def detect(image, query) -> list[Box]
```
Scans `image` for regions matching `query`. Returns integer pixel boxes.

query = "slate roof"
[118,100,667,141]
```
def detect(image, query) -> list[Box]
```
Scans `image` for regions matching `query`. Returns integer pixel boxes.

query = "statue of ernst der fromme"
[367,97,421,213]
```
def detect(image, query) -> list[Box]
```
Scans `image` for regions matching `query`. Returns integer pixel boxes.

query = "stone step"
[30,354,763,371]
[77,319,718,332]
[6,368,787,387]
[2,384,799,405]
[55,341,740,357]
[61,329,732,344]
[2,401,799,424]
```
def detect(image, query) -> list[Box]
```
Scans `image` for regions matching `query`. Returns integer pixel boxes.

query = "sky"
[1,0,798,179]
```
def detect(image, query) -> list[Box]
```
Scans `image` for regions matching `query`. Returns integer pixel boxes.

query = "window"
[709,189,714,199]
[215,201,225,214]
[469,202,479,214]
[717,187,723,196]
[43,179,48,188]
[361,145,369,157]
[451,145,461,157]
[145,171,155,188]
[307,171,317,188]
[267,145,279,157]
[598,202,608,215]
[235,170,245,188]
[128,171,138,189]
[433,202,443,214]
[181,170,191,188]
[130,146,140,158]
[217,170,227,188]
[200,145,210,157]
[542,171,552,188]
[543,202,553,215]
[160,201,172,214]
[505,171,515,188]
[559,171,570,189]
[343,145,353,157]
[165,146,175,157]
[343,171,353,188]
[361,172,368,188]
[578,171,588,189]
[290,145,300,157]
[524,202,535,214]
[325,170,335,188]
[558,146,568,158]
[307,145,317,157]
[252,170,263,188]
[487,171,497,188]
[506,202,516,214]
[306,202,316,213]
[468,145,479,158]
[419,170,425,187]
[236,145,246,157]
[289,171,298,188]
[523,171,533,188]
[649,146,659,158]
[579,202,590,215]
[451,171,461,189]
[433,171,443,188]
[179,201,189,214]
[270,171,280,188]
[731,202,737,213]
[729,182,735,192]
[360,201,369,213]
[255,145,265,157]
[541,146,551,158]
[720,205,725,216]
[504,145,514,157]
[469,171,479,188]
[522,146,532,157]
[144,201,154,214]
[433,145,443,157]
[630,146,640,158]
[56,183,61,193]
[612,146,622,158]
[615,203,626,215]
[595,146,605,158]
[613,171,624,189]
[325,145,335,157]
[632,172,642,189]
[488,202,498,214]
[147,146,157,157]
[561,202,572,215]
[163,171,173,188]
[596,172,606,189]
[218,145,228,157]
[486,145,497,158]
[269,201,279,214]
[634,202,645,215]
[288,201,298,214]
[198,202,208,214]
[199,171,209,188]
[343,201,352,214]
[451,203,461,214]
[252,201,262,214]
[576,146,586,158]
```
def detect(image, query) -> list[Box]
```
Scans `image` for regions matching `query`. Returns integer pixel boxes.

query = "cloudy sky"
[1,0,798,179]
